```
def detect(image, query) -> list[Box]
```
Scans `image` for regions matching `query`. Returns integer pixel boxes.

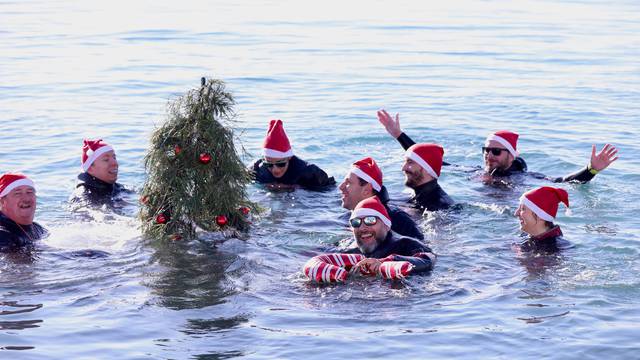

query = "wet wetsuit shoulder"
[519,225,567,253]
[0,213,47,252]
[386,205,424,240]
[70,172,127,206]
[412,180,454,212]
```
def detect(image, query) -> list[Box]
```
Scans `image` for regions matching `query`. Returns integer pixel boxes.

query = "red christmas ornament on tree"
[199,153,212,164]
[215,215,228,227]
[156,214,168,224]
[239,206,250,215]
[174,145,182,155]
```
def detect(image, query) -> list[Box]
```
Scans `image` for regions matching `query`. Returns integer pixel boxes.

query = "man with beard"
[0,173,47,251]
[402,143,454,211]
[250,119,335,191]
[377,109,619,182]
[302,197,435,282]
[339,157,424,240]
[69,139,129,208]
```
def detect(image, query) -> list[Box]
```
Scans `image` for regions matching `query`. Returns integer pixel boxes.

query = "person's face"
[88,150,119,184]
[514,203,539,235]
[402,158,428,188]
[264,156,290,179]
[351,216,388,254]
[0,185,36,225]
[338,173,372,210]
[483,140,513,173]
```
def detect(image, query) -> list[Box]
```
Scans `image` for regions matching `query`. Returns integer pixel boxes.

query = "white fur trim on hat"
[0,178,35,197]
[486,134,518,158]
[406,151,438,179]
[82,145,114,172]
[519,195,554,222]
[350,208,392,228]
[263,148,294,158]
[350,167,382,192]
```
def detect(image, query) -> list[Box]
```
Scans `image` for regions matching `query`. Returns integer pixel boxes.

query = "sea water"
[1,0,639,358]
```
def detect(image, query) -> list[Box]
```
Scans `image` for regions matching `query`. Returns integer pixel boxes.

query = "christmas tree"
[140,77,255,240]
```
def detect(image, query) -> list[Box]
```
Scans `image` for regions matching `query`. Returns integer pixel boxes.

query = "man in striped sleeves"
[303,196,436,283]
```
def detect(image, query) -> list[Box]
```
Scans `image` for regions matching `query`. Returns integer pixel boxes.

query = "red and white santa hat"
[262,119,293,158]
[81,139,114,172]
[350,157,383,192]
[486,130,519,158]
[519,186,569,222]
[350,196,392,228]
[0,173,35,197]
[405,143,444,179]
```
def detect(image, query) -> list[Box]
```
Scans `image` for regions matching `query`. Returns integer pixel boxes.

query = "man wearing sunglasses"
[339,157,424,240]
[378,109,618,183]
[344,197,436,278]
[250,120,335,191]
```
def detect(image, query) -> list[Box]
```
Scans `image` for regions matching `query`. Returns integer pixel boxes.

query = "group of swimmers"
[248,111,618,283]
[0,110,619,283]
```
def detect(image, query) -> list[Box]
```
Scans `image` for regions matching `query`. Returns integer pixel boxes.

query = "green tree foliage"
[140,78,255,240]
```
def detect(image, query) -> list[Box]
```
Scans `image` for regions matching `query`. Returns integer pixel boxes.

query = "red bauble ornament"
[239,206,250,215]
[199,153,212,164]
[156,214,167,224]
[174,145,182,155]
[215,215,228,227]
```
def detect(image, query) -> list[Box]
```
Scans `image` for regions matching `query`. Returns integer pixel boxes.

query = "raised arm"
[377,109,416,150]
[553,144,619,183]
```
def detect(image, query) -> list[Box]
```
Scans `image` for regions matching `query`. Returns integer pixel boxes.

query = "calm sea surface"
[1,0,639,358]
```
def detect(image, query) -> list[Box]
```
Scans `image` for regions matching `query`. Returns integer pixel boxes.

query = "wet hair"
[357,178,380,196]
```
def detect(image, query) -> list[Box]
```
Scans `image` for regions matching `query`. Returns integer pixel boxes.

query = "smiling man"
[339,157,424,239]
[0,173,48,251]
[302,196,436,283]
[250,119,335,191]
[69,139,127,207]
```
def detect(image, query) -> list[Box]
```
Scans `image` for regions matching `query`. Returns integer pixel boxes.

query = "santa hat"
[262,119,293,158]
[405,143,444,179]
[350,157,383,192]
[0,173,35,198]
[519,186,569,222]
[486,130,519,158]
[350,196,392,228]
[81,139,114,172]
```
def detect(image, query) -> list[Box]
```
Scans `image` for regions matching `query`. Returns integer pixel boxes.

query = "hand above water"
[377,109,403,138]
[589,144,619,172]
[266,183,296,192]
[353,258,382,276]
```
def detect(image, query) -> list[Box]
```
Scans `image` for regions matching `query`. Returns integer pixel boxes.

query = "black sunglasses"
[264,160,288,168]
[349,216,378,228]
[482,147,508,156]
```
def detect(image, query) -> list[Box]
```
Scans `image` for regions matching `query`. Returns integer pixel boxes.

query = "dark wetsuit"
[397,132,596,183]
[69,172,128,208]
[0,212,47,252]
[344,231,434,274]
[411,179,454,212]
[519,225,570,253]
[251,155,336,191]
[340,186,424,240]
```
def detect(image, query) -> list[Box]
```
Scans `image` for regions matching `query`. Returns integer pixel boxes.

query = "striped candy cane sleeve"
[302,253,366,283]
